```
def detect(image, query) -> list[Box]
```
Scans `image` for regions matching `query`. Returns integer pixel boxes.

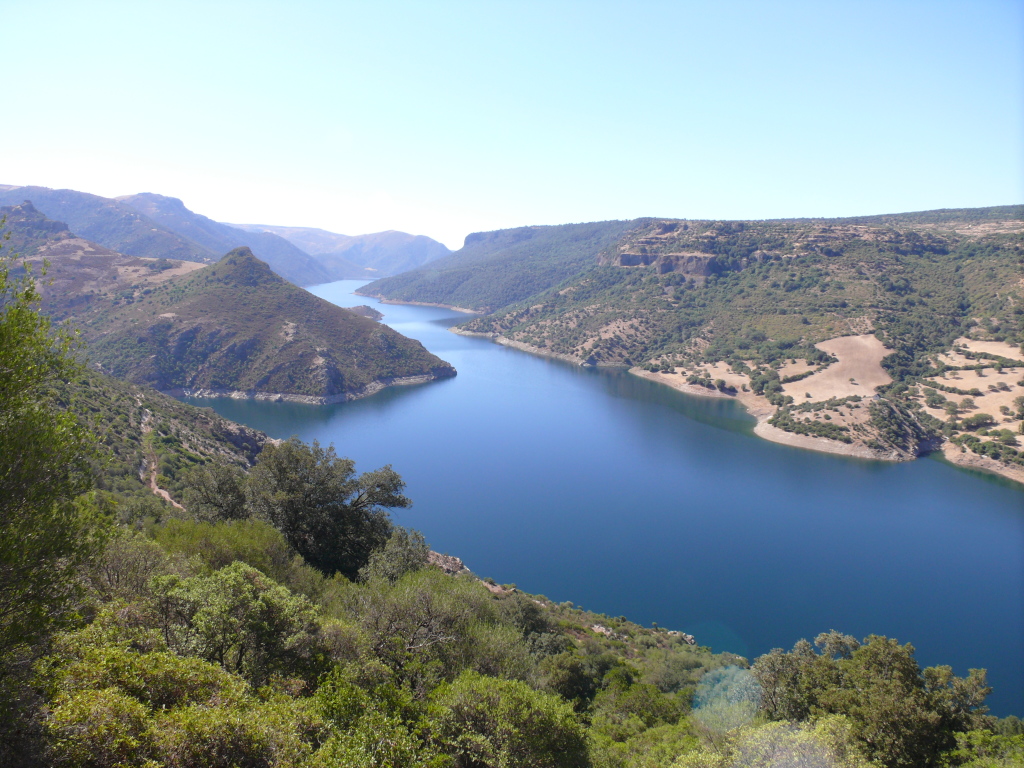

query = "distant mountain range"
[0,185,449,286]
[2,202,456,402]
[230,224,450,277]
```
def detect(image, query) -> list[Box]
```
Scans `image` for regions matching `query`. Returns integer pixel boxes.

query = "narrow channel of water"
[184,280,1024,715]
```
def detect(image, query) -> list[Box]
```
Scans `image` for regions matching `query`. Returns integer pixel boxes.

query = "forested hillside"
[360,220,640,311]
[2,234,1021,768]
[73,247,456,400]
[368,207,1024,478]
[2,204,456,403]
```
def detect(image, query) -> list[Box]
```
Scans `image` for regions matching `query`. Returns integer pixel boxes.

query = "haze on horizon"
[3,0,1021,250]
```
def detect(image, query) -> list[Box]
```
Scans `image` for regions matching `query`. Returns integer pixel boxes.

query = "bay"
[184,279,1024,716]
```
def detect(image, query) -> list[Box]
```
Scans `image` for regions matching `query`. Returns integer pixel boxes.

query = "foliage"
[81,248,455,397]
[245,438,409,579]
[671,716,875,768]
[752,632,992,768]
[430,669,591,768]
[0,243,105,672]
[151,562,329,687]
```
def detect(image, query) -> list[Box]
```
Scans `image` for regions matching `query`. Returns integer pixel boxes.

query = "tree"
[245,438,409,579]
[751,632,992,768]
[358,526,430,584]
[0,239,101,670]
[151,562,328,688]
[181,461,247,521]
[430,670,590,768]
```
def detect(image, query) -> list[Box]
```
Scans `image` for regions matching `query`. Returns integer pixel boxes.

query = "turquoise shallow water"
[184,280,1024,716]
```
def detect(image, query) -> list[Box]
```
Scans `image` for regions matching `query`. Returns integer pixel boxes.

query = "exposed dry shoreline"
[354,292,483,315]
[164,372,451,405]
[629,368,896,460]
[940,442,1024,485]
[450,326,1023,485]
[450,329,599,366]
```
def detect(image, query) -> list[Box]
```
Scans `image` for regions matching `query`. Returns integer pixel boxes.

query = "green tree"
[358,526,431,584]
[0,242,103,672]
[246,438,409,579]
[152,562,328,687]
[431,670,590,768]
[751,632,991,768]
[181,461,247,521]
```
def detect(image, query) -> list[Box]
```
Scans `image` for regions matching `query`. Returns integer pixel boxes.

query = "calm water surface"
[185,280,1024,715]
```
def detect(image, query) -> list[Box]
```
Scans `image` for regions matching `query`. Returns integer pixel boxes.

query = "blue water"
[184,280,1024,716]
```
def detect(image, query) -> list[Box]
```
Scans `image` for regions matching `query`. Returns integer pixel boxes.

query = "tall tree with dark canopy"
[245,438,409,579]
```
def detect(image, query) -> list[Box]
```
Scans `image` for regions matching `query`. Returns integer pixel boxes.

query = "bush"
[431,670,590,768]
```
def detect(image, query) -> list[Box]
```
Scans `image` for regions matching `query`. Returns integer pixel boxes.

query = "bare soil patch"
[782,334,891,400]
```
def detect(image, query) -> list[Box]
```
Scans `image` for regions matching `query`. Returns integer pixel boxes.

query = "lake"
[184,279,1024,716]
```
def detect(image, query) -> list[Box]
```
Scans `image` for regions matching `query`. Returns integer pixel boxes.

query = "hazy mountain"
[233,223,450,277]
[1,206,456,402]
[117,193,336,286]
[0,185,215,262]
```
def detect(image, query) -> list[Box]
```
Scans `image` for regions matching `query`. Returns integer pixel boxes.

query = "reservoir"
[185,279,1024,716]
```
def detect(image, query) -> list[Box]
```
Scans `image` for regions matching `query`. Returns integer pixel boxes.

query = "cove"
[183,280,1024,716]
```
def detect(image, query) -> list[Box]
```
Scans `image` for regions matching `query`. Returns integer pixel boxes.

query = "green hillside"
[464,211,1024,371]
[0,185,215,262]
[3,246,1016,767]
[366,206,1024,473]
[79,247,456,399]
[360,219,641,311]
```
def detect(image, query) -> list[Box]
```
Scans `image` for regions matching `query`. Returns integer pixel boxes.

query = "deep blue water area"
[183,280,1024,715]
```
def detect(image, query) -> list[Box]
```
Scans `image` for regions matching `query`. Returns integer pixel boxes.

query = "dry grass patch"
[781,334,892,400]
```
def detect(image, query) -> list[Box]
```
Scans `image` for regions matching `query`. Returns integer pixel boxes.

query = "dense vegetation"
[2,224,1022,767]
[367,208,1024,467]
[361,220,641,312]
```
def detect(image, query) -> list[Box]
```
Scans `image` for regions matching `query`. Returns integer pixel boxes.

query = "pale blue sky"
[3,0,1021,248]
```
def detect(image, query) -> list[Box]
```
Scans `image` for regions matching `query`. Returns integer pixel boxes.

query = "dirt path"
[139,408,184,510]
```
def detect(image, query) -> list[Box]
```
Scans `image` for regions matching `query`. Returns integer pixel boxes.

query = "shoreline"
[450,329,598,366]
[940,442,1024,485]
[354,291,483,314]
[629,368,896,461]
[444,327,1024,485]
[631,368,1023,482]
[164,371,453,406]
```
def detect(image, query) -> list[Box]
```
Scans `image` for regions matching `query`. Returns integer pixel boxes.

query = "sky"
[2,0,1022,249]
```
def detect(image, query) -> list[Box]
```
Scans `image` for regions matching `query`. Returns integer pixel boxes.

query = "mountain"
[74,247,454,400]
[117,193,337,286]
[0,201,207,323]
[0,185,215,262]
[232,223,451,277]
[367,206,1024,479]
[359,220,639,311]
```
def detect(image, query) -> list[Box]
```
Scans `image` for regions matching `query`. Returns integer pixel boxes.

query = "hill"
[0,201,207,323]
[370,206,1024,480]
[234,223,451,277]
[0,185,214,262]
[117,193,337,285]
[0,204,456,402]
[74,247,455,401]
[359,219,641,311]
